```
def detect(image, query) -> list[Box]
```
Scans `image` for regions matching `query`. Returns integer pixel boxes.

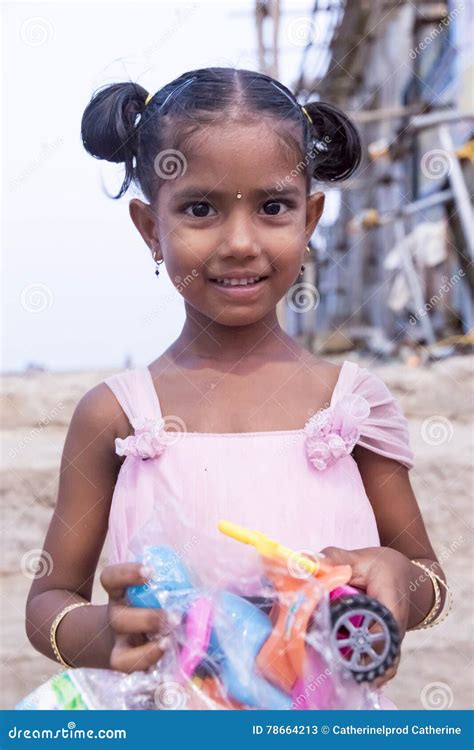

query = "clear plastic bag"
[18,520,400,710]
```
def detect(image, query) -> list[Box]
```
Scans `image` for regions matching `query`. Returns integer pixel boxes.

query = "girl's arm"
[353,445,447,627]
[25,383,126,668]
[322,447,448,688]
[323,447,448,633]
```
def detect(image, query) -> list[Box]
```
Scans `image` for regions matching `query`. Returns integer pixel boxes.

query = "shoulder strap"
[330,361,414,469]
[330,360,359,405]
[103,367,162,425]
[353,365,414,469]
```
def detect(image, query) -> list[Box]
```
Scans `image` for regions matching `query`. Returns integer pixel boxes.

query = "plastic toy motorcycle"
[126,521,400,709]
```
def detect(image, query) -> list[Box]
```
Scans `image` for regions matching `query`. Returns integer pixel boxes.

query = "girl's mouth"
[208,275,269,298]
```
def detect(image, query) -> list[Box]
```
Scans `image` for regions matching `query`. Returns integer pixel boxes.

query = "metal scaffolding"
[256,0,473,360]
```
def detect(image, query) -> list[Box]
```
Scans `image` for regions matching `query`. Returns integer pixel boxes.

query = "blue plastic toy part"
[126,545,193,610]
[126,545,292,709]
[212,591,292,710]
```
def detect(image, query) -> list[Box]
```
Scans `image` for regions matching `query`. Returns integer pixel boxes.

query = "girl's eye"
[183,199,294,218]
[184,202,216,218]
[261,200,291,216]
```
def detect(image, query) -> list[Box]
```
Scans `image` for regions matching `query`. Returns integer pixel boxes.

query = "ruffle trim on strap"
[115,417,169,460]
[104,368,167,461]
[304,363,414,471]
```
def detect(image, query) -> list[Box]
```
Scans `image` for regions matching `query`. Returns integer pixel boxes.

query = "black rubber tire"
[329,594,401,683]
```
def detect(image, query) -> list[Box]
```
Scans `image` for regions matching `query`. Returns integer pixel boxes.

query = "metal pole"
[393,220,436,344]
[438,124,474,260]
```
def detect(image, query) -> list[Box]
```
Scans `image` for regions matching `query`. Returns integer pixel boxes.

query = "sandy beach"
[1,356,472,709]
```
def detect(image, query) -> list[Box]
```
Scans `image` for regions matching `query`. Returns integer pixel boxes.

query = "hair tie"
[268,80,313,126]
[301,105,313,125]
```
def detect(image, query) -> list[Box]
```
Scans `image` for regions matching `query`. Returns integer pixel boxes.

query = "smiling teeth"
[216,277,261,286]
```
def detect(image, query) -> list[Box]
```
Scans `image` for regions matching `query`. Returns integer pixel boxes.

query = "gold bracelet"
[409,560,453,630]
[50,601,92,668]
[412,561,441,627]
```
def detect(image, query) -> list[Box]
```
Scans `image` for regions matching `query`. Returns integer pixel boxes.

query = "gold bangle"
[411,563,441,628]
[50,602,92,668]
[409,560,453,630]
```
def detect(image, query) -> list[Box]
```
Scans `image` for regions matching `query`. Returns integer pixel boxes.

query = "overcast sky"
[3,0,325,373]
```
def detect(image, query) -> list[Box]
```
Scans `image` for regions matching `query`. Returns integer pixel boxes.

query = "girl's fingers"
[373,655,400,689]
[320,547,354,566]
[366,580,407,637]
[109,605,170,636]
[110,634,166,674]
[100,563,152,601]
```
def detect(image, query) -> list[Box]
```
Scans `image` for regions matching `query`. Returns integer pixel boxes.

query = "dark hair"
[81,68,361,200]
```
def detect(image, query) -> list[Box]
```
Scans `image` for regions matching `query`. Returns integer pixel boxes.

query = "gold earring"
[236,190,242,199]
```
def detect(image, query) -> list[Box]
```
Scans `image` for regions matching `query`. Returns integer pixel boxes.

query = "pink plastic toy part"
[330,584,360,601]
[179,596,213,679]
[330,584,365,629]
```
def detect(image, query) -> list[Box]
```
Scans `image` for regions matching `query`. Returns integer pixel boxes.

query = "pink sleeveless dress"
[103,359,414,709]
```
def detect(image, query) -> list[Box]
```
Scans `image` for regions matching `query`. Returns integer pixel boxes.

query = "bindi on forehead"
[154,120,307,206]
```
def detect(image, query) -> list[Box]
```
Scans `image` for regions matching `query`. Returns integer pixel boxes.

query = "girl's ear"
[129,199,162,259]
[305,191,325,240]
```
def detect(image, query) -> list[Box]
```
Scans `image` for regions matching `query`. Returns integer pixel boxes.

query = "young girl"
[25,67,449,707]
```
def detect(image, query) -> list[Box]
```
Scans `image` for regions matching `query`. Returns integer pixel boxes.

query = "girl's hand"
[101,562,172,673]
[320,545,414,688]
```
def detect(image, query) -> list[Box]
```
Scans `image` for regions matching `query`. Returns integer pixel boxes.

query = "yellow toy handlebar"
[217,519,320,576]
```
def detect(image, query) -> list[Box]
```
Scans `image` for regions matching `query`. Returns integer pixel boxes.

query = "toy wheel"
[329,594,400,683]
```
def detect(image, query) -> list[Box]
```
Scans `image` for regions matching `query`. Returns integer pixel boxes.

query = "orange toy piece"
[257,557,352,692]
[218,520,353,693]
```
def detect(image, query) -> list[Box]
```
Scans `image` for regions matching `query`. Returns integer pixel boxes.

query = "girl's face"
[130,121,324,327]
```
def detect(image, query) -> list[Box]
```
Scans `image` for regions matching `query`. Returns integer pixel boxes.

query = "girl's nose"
[220,213,261,260]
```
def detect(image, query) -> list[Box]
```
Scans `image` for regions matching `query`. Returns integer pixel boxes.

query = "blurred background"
[2,0,473,710]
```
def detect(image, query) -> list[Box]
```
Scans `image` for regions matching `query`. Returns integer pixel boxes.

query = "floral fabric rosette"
[304,393,371,471]
[115,417,170,460]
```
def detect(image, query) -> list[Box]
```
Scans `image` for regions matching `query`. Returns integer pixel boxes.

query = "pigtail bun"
[81,82,149,198]
[81,82,148,163]
[304,101,361,182]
